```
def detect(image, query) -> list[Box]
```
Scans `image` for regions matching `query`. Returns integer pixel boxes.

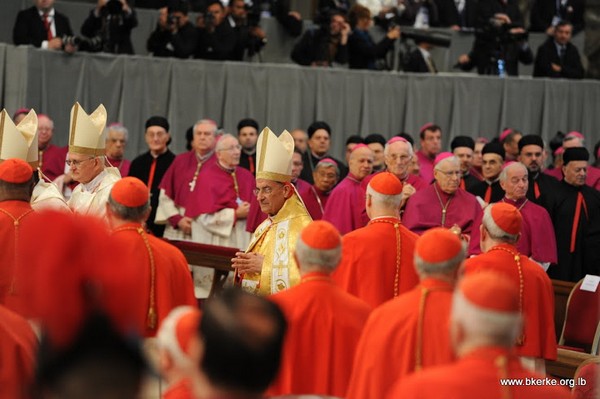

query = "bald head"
[348,146,374,181]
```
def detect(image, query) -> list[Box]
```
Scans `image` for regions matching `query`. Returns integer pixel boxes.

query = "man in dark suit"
[405,39,438,73]
[13,0,76,53]
[529,0,584,35]
[434,0,477,29]
[533,21,584,79]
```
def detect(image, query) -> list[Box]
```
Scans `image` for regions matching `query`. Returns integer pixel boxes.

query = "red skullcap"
[459,271,519,313]
[554,147,564,156]
[566,131,584,140]
[0,158,33,183]
[300,220,341,250]
[499,128,513,142]
[419,122,435,134]
[490,202,522,236]
[387,136,408,145]
[434,152,454,167]
[318,158,338,166]
[111,177,149,207]
[416,227,463,263]
[369,172,403,195]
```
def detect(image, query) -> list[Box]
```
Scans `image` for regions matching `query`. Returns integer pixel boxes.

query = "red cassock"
[322,174,369,235]
[162,378,194,399]
[268,272,371,398]
[0,304,37,399]
[347,278,455,399]
[332,217,420,308]
[463,244,557,360]
[39,144,67,181]
[403,184,482,238]
[385,346,571,399]
[112,224,197,337]
[0,200,35,313]
[468,198,558,264]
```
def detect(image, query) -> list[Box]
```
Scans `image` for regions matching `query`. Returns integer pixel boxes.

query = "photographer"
[348,4,400,70]
[147,1,198,58]
[13,0,76,54]
[195,0,237,60]
[456,0,532,76]
[80,0,138,54]
[291,9,350,67]
[227,0,267,61]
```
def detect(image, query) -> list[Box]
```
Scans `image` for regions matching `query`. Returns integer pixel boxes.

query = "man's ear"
[283,183,294,199]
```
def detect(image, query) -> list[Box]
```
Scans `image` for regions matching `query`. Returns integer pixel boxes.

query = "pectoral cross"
[189,179,196,191]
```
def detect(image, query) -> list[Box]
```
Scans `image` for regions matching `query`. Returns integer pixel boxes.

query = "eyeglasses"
[218,145,242,152]
[387,154,411,162]
[253,185,282,196]
[66,157,95,167]
[438,170,461,177]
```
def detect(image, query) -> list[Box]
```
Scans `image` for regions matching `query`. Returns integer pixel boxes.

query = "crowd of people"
[10,0,587,77]
[0,100,599,398]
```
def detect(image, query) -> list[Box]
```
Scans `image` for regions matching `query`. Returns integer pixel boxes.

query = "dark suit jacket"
[435,0,477,28]
[533,38,584,79]
[405,48,435,73]
[529,0,584,34]
[13,6,73,47]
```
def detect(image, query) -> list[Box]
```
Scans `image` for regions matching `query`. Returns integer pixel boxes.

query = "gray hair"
[366,184,402,209]
[193,119,218,134]
[384,139,414,157]
[105,124,129,142]
[295,238,342,272]
[451,290,522,347]
[107,194,150,222]
[499,162,527,183]
[434,156,460,171]
[414,244,465,276]
[315,160,340,177]
[482,205,519,243]
[215,133,238,151]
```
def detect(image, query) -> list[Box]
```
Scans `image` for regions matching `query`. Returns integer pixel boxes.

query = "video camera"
[480,18,529,43]
[401,28,451,48]
[104,0,124,16]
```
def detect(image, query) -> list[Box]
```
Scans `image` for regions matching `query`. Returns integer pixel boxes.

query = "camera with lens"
[482,18,529,43]
[204,11,215,28]
[61,35,81,47]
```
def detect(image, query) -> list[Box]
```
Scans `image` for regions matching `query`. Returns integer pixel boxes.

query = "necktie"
[560,46,566,61]
[484,184,492,203]
[569,192,588,253]
[248,155,255,174]
[426,55,437,73]
[459,178,465,190]
[43,12,53,41]
[534,181,540,199]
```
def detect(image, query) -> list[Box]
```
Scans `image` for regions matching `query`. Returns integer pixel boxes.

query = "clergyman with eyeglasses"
[403,153,482,243]
[66,102,121,218]
[232,128,312,296]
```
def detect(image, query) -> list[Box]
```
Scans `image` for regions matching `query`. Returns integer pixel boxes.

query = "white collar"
[82,169,107,193]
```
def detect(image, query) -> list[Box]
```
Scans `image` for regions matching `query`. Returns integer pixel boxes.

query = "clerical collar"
[242,148,256,156]
[502,196,528,211]
[217,161,235,174]
[347,173,361,183]
[196,150,214,163]
[310,151,327,160]
[82,169,107,193]
[370,215,400,222]
[150,147,168,158]
[485,176,500,185]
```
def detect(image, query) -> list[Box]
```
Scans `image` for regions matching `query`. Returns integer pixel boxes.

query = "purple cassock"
[184,162,255,219]
[107,157,131,177]
[322,174,369,235]
[468,197,558,264]
[245,178,312,233]
[39,144,67,181]
[544,166,600,190]
[403,183,482,238]
[159,151,216,225]
[416,150,435,184]
[299,185,330,220]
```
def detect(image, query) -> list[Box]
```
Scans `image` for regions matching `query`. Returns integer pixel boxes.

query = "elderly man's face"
[192,122,216,155]
[308,129,330,157]
[145,125,170,155]
[37,115,54,149]
[453,147,473,173]
[500,166,529,200]
[313,165,338,192]
[106,130,127,159]
[518,144,543,173]
[255,178,289,216]
[434,161,461,194]
[563,161,587,186]
[216,136,241,169]
[385,141,411,179]
[349,147,374,181]
[482,154,503,180]
[67,153,101,184]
